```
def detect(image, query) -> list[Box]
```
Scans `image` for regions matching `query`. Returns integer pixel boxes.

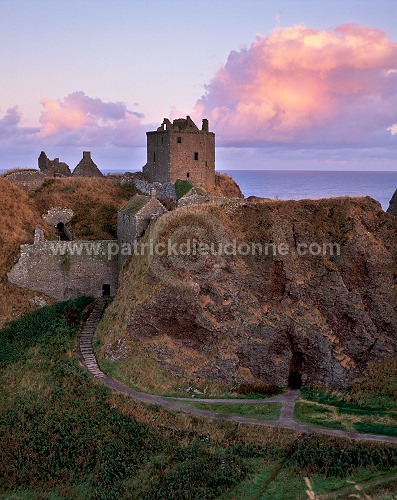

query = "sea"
[1,168,396,211]
[219,170,397,211]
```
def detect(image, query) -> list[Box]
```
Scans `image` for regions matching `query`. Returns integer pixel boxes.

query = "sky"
[1,0,397,172]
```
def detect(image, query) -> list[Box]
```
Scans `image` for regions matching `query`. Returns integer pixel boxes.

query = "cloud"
[38,91,148,147]
[194,24,397,147]
[0,106,38,141]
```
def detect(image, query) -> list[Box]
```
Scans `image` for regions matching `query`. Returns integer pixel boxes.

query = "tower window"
[161,137,164,143]
[194,152,199,160]
[153,152,156,163]
[177,137,182,143]
[186,172,190,178]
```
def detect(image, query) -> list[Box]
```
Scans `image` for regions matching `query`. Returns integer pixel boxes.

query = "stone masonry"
[143,116,215,189]
[117,190,167,267]
[73,151,103,177]
[38,151,71,176]
[8,240,118,300]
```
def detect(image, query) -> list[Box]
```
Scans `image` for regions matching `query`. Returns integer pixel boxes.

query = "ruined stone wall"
[117,212,137,267]
[117,197,167,268]
[7,240,118,300]
[38,152,71,177]
[135,198,167,237]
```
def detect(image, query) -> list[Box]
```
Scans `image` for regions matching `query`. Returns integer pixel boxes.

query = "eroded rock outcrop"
[213,173,244,198]
[102,196,397,388]
[387,188,397,215]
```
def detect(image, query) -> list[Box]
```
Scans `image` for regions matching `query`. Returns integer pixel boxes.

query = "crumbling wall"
[38,152,71,177]
[117,195,167,268]
[8,240,118,300]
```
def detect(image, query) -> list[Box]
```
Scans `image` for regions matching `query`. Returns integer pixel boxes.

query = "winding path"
[78,299,397,445]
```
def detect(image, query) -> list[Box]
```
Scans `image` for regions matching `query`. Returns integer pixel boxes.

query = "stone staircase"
[78,298,109,378]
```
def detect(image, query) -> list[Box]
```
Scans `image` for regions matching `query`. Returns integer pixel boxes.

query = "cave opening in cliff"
[288,350,304,389]
[288,371,302,389]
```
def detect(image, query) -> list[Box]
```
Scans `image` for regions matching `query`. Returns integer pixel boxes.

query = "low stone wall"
[133,179,177,201]
[8,240,118,300]
[4,170,46,191]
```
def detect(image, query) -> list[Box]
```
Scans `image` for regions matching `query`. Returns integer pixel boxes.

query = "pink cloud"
[38,91,148,146]
[194,24,397,147]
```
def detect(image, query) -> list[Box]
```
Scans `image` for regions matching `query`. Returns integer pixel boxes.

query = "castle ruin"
[38,151,71,177]
[143,116,215,189]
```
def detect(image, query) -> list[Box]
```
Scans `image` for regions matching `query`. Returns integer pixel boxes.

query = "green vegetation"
[296,385,397,437]
[301,363,397,409]
[179,402,282,420]
[1,301,397,498]
[175,178,193,199]
[0,299,250,498]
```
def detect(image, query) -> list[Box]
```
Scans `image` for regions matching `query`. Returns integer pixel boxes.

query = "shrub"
[175,179,193,200]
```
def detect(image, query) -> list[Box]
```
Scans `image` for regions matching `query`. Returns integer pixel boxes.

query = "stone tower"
[143,116,215,189]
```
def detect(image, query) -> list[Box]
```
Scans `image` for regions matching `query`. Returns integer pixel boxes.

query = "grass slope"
[1,301,397,498]
[0,176,137,326]
[296,381,397,437]
[180,402,282,420]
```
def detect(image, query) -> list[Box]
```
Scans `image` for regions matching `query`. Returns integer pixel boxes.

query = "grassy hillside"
[1,300,396,498]
[0,178,47,327]
[0,176,137,326]
[31,177,137,240]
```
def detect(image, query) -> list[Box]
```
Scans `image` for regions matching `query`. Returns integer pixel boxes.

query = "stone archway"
[56,222,72,241]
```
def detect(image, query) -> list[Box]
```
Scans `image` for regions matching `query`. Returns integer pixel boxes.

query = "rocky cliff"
[212,173,244,198]
[387,188,397,215]
[101,196,397,388]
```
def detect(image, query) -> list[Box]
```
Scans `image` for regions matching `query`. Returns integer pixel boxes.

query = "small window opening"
[177,136,182,143]
[186,172,190,178]
[153,152,156,163]
[161,137,164,143]
[194,152,199,160]
[205,161,208,166]
[102,284,111,297]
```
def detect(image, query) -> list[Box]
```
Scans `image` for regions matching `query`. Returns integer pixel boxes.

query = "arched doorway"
[56,222,72,241]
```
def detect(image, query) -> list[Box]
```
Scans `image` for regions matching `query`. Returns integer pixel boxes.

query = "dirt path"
[78,300,397,445]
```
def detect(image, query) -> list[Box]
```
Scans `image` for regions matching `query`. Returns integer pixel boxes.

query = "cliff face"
[212,173,244,198]
[387,188,397,215]
[103,196,397,388]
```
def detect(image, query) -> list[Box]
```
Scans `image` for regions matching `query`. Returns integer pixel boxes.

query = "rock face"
[387,188,397,215]
[104,196,397,388]
[73,152,103,177]
[213,173,244,198]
